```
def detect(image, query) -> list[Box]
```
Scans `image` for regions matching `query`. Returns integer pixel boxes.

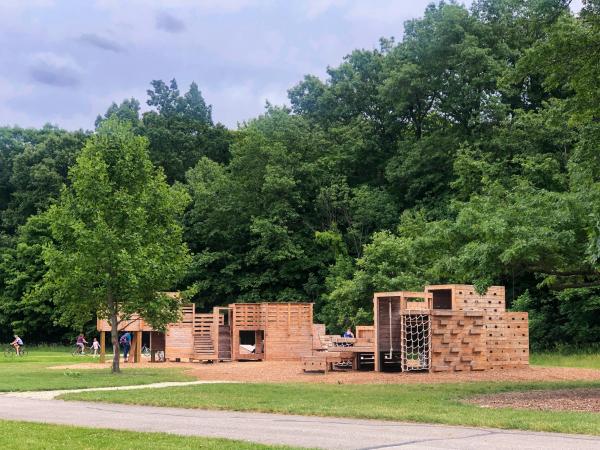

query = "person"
[120,332,132,362]
[343,327,354,338]
[11,335,23,356]
[76,333,88,355]
[91,337,100,357]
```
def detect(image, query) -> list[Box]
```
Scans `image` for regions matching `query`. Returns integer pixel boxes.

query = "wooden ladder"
[193,313,215,359]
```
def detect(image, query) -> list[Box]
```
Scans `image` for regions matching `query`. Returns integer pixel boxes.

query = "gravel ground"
[468,388,600,413]
[51,360,600,385]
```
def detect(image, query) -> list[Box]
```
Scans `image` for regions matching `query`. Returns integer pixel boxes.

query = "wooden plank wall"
[165,305,194,360]
[356,325,374,341]
[231,303,263,361]
[430,310,487,372]
[263,303,314,360]
[312,324,326,350]
[376,297,402,355]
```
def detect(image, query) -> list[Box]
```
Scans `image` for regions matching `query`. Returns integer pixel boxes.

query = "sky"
[0,0,583,131]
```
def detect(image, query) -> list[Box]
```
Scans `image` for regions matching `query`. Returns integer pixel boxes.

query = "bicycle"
[71,344,88,356]
[4,346,27,357]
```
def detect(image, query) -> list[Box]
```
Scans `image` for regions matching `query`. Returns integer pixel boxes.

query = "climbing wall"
[426,285,529,371]
[430,310,487,372]
[487,311,529,369]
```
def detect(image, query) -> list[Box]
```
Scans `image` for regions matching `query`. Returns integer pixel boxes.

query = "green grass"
[531,351,600,369]
[0,350,193,392]
[0,420,299,450]
[62,381,600,435]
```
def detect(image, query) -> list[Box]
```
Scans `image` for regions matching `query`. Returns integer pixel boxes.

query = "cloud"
[344,1,427,24]
[304,0,346,19]
[79,33,124,53]
[29,52,83,87]
[156,11,185,33]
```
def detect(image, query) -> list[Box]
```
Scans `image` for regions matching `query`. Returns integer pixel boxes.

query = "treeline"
[1,0,599,349]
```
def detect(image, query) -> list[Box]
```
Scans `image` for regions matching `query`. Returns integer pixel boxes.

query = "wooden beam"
[135,331,142,363]
[99,331,105,363]
[374,296,380,372]
[213,307,220,361]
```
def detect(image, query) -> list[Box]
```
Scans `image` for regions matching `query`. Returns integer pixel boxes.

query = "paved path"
[0,394,599,449]
[2,380,231,400]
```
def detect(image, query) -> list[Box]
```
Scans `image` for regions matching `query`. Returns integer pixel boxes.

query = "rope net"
[401,314,431,371]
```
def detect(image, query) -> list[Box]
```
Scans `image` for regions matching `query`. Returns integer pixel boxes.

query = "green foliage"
[0,214,70,341]
[142,79,232,183]
[31,119,191,370]
[1,1,599,349]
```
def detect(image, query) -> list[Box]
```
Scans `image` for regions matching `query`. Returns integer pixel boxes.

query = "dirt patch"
[468,388,600,413]
[50,360,600,385]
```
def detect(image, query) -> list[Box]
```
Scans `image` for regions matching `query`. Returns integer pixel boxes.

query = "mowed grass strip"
[62,381,600,435]
[0,351,193,392]
[0,420,301,450]
[531,351,600,369]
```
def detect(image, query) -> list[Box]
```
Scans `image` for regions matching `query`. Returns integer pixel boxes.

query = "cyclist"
[11,335,23,356]
[76,333,88,355]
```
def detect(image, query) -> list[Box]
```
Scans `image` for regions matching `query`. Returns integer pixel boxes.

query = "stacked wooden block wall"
[453,286,529,369]
[430,310,487,372]
[487,312,529,369]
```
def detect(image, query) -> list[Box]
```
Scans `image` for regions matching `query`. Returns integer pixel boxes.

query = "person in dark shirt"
[120,332,132,362]
[76,333,88,355]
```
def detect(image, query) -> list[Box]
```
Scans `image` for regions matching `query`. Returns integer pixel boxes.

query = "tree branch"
[552,280,600,290]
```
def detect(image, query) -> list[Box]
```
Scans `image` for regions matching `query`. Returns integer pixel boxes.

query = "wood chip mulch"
[467,388,600,413]
[52,360,600,386]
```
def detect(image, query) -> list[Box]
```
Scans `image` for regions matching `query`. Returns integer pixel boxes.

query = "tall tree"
[36,118,191,372]
[143,79,231,183]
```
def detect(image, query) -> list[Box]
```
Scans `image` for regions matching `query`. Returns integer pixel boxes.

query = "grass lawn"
[0,420,299,450]
[531,351,600,369]
[0,350,193,392]
[62,381,600,435]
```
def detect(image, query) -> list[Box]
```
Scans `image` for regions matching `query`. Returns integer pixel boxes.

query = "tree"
[143,79,231,183]
[95,98,141,129]
[37,118,191,372]
[0,213,72,342]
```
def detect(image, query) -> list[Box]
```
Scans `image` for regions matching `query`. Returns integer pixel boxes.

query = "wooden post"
[130,332,135,363]
[231,305,238,361]
[213,307,220,361]
[99,331,106,363]
[135,331,142,363]
[150,331,155,362]
[374,296,380,372]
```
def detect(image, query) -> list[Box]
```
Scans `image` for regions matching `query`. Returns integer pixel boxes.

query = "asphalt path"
[1,394,599,449]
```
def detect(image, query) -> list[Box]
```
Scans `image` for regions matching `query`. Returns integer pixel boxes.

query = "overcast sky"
[0,0,583,131]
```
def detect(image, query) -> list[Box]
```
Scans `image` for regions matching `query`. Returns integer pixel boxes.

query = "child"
[91,337,100,357]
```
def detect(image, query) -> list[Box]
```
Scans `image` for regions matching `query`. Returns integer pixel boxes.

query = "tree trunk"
[108,292,120,373]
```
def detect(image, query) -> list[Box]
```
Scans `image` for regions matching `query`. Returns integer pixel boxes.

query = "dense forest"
[0,0,598,349]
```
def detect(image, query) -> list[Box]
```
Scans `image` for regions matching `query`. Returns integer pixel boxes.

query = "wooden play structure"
[304,284,528,373]
[97,284,528,373]
[97,300,314,363]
